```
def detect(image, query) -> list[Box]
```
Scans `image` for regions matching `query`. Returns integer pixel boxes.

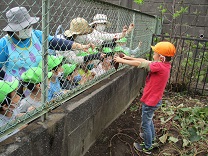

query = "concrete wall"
[0,66,146,156]
[102,0,208,39]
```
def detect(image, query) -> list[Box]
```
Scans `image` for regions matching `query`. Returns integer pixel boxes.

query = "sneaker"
[139,133,159,147]
[140,141,159,148]
[133,142,153,155]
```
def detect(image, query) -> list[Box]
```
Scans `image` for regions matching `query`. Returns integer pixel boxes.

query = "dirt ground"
[84,91,208,156]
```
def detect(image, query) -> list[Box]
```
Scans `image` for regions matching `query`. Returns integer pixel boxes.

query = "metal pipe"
[41,0,50,122]
[130,13,135,49]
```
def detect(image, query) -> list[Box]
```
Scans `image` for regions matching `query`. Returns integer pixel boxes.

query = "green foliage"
[168,136,178,143]
[205,42,208,48]
[129,105,139,112]
[133,0,144,5]
[175,106,208,142]
[173,7,188,19]
[156,95,208,155]
[158,5,167,14]
[145,52,152,60]
[180,41,208,86]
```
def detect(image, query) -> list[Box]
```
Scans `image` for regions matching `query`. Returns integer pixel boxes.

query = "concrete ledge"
[0,66,146,156]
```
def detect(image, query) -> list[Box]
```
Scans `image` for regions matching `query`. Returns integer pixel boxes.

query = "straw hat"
[151,41,176,57]
[64,17,93,37]
[3,7,39,32]
[89,14,111,27]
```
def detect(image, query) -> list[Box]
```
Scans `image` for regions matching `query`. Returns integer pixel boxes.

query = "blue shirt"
[0,30,53,68]
[48,77,64,101]
[0,30,53,80]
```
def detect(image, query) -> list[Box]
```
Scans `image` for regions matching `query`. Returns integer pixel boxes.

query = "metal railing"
[0,0,157,140]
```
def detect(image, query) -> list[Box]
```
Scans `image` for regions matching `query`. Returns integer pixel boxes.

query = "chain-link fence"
[0,0,157,140]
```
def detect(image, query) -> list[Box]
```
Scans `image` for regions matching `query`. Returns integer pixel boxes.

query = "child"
[74,52,96,85]
[0,79,21,126]
[114,37,142,56]
[39,55,66,101]
[113,41,176,155]
[102,47,114,58]
[91,48,113,77]
[0,79,27,142]
[78,61,95,85]
[60,64,78,90]
[20,67,52,112]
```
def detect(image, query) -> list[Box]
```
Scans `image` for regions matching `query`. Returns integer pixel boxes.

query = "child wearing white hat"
[63,15,134,48]
[89,14,134,40]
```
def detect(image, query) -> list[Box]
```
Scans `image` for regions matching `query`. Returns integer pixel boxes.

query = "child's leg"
[150,120,155,141]
[141,104,155,149]
[141,101,162,149]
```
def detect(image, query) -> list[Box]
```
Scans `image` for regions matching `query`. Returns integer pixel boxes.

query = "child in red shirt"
[114,41,176,155]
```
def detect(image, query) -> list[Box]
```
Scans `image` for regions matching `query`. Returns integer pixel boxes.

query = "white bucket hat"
[89,14,111,27]
[3,7,39,32]
[64,17,93,38]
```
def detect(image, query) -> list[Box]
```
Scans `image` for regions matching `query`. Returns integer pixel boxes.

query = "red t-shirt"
[140,62,171,106]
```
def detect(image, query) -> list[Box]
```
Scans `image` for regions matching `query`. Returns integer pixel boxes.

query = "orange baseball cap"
[151,41,176,57]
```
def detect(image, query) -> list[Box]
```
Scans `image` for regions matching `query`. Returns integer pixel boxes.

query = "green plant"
[133,0,144,5]
[155,94,208,155]
[129,105,139,112]
[173,7,188,19]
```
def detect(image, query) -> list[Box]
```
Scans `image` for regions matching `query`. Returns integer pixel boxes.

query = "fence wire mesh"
[0,0,157,140]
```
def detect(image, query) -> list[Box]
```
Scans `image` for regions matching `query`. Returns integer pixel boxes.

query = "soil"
[84,91,208,156]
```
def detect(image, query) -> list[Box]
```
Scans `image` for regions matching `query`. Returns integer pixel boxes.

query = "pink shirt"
[140,62,171,106]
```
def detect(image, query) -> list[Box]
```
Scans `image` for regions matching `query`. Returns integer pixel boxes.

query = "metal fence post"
[130,13,135,49]
[154,15,162,35]
[41,0,50,122]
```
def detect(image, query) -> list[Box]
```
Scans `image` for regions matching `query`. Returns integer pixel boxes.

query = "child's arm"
[114,56,141,66]
[129,42,142,55]
[122,54,147,62]
[114,56,151,69]
[129,47,140,55]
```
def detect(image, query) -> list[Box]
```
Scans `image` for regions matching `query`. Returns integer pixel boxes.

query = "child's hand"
[63,90,69,93]
[91,72,96,77]
[113,56,123,63]
[114,35,119,40]
[89,43,95,49]
[138,41,142,47]
[82,43,95,51]
[128,23,134,31]
[122,54,129,60]
[27,106,35,112]
[100,53,106,60]
[122,25,128,34]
